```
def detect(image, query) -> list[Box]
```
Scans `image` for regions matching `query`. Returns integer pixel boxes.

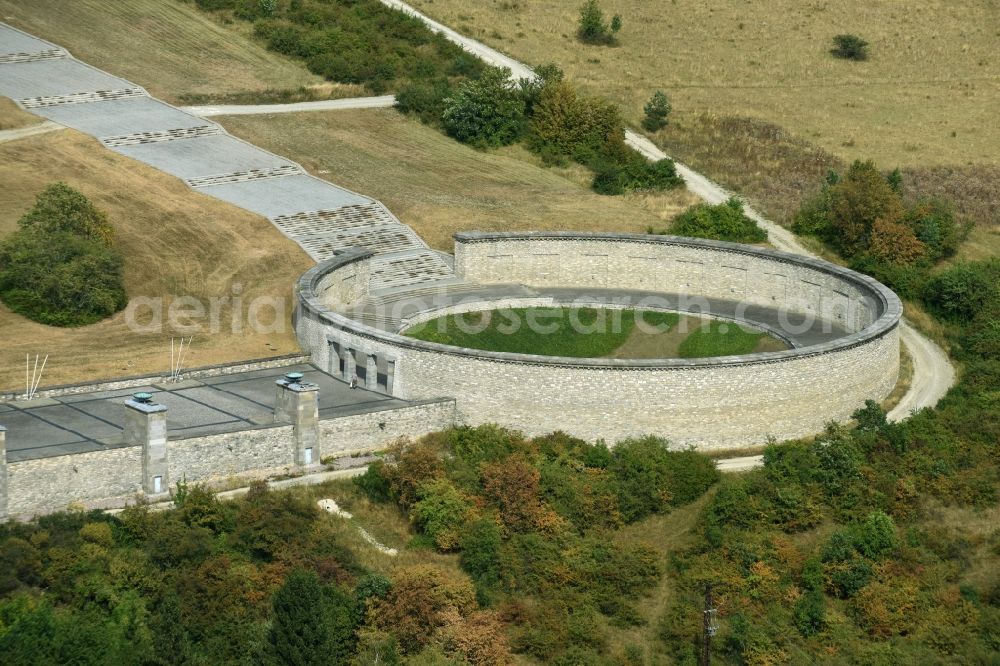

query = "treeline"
[190,1,682,197]
[0,427,719,665]
[659,254,1000,663]
[793,160,970,299]
[355,428,719,662]
[398,64,684,196]
[195,0,484,94]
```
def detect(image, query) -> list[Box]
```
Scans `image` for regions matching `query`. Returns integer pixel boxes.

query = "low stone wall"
[296,232,902,449]
[320,399,456,456]
[2,398,456,518]
[171,425,297,486]
[7,446,142,516]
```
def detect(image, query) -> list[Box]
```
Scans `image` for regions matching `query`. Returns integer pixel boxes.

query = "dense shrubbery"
[0,427,718,664]
[658,248,1000,663]
[397,60,684,195]
[664,197,768,243]
[0,183,127,326]
[355,426,717,661]
[793,160,969,298]
[441,67,525,147]
[195,0,484,94]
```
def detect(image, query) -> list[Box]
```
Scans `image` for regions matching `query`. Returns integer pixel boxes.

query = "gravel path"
[0,119,61,143]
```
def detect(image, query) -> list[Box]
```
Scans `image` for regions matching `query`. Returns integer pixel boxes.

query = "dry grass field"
[0,0,329,104]
[220,109,697,251]
[0,128,313,391]
[410,0,999,168]
[0,97,40,131]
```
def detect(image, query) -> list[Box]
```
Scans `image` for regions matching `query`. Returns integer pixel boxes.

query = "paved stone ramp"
[0,23,452,292]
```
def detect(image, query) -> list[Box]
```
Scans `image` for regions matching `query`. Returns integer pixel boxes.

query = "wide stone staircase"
[0,23,458,294]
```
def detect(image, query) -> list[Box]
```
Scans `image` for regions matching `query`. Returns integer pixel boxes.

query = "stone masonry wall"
[170,425,297,486]
[455,234,881,333]
[320,399,456,456]
[7,447,142,516]
[296,234,901,449]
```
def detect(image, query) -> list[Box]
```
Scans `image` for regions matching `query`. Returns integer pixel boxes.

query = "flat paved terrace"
[345,284,851,349]
[0,364,407,462]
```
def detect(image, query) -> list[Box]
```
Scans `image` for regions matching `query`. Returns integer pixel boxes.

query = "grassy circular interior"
[403,307,788,359]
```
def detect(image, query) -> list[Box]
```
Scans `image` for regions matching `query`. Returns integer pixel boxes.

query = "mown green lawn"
[404,307,785,359]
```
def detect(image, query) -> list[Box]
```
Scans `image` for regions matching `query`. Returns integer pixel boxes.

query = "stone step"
[186,164,303,188]
[297,225,424,260]
[369,251,456,292]
[101,124,222,148]
[0,48,67,64]
[271,202,400,236]
[20,87,146,108]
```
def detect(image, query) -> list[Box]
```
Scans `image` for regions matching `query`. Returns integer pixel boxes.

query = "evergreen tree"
[267,570,330,666]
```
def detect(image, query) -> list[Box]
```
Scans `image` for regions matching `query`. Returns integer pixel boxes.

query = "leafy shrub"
[209,0,482,94]
[642,91,672,131]
[395,78,454,125]
[592,154,683,195]
[442,66,526,147]
[667,197,767,243]
[353,460,392,503]
[853,511,898,560]
[793,590,826,636]
[0,183,127,327]
[529,80,624,162]
[831,34,869,61]
[459,519,502,587]
[922,259,1000,322]
[608,437,675,522]
[827,557,874,598]
[410,479,473,551]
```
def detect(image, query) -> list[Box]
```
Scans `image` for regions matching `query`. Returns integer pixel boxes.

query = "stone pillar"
[124,393,169,496]
[275,372,320,467]
[366,353,379,390]
[0,426,7,519]
[385,359,396,395]
[345,348,357,384]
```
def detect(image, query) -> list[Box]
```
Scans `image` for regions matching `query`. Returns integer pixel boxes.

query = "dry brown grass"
[219,108,697,251]
[410,0,1000,168]
[0,0,325,104]
[0,128,313,391]
[0,97,40,131]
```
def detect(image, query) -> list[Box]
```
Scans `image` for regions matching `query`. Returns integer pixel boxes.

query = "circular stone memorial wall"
[295,232,902,450]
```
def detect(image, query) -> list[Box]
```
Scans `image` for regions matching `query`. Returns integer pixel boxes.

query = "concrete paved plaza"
[1,364,408,462]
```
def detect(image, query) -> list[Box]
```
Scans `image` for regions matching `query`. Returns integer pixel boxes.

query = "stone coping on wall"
[297,235,902,369]
[0,354,312,403]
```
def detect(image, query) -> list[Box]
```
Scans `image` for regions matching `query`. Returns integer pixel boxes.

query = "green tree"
[578,0,611,44]
[17,182,114,245]
[441,66,525,147]
[642,91,671,131]
[267,569,331,666]
[827,160,903,256]
[0,183,127,327]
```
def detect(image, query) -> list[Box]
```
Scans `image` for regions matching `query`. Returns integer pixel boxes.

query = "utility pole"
[701,582,717,666]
